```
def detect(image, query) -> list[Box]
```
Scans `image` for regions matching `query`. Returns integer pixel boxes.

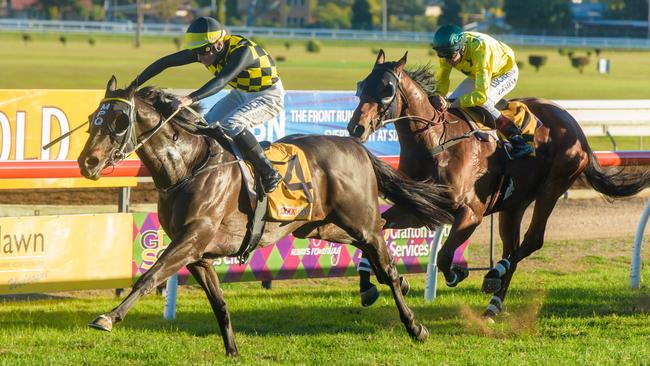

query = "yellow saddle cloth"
[466,101,537,155]
[263,143,314,221]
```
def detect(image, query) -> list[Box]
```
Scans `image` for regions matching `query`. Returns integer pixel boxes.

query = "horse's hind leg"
[359,233,429,341]
[483,181,569,320]
[187,260,238,357]
[482,206,527,319]
[88,226,207,332]
[357,254,380,307]
[357,252,410,307]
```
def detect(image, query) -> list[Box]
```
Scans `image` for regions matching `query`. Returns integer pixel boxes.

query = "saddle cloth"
[464,100,538,157]
[245,143,314,221]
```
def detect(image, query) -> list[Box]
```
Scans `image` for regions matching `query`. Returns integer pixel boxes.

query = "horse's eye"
[113,114,130,135]
[378,83,395,99]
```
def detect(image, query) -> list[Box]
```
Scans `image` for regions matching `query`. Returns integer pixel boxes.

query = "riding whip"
[42,120,89,150]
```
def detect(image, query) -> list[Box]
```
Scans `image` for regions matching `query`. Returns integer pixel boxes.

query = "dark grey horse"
[78,76,454,356]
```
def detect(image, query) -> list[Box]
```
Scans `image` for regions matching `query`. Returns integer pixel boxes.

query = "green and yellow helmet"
[184,16,226,51]
[431,24,465,58]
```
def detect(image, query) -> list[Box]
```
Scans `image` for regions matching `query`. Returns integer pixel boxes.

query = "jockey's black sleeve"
[188,46,253,102]
[130,50,196,89]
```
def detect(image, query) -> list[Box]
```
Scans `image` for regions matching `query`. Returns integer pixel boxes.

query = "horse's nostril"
[352,125,366,138]
[85,156,99,169]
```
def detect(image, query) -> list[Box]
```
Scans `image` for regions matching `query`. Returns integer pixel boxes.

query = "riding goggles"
[193,44,215,57]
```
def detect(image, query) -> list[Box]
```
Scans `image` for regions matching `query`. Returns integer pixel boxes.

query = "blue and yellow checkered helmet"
[185,17,226,51]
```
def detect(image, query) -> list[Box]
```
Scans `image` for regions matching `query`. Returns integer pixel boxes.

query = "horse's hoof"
[451,265,469,283]
[226,348,239,357]
[88,315,113,332]
[361,284,380,307]
[411,323,429,342]
[481,277,502,294]
[483,309,498,324]
[399,276,410,296]
[483,314,496,325]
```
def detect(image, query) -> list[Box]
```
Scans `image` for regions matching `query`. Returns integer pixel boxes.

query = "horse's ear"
[375,49,385,65]
[105,75,117,96]
[396,51,408,73]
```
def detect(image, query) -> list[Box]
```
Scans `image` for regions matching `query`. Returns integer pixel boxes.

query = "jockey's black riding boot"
[233,129,282,193]
[495,114,533,160]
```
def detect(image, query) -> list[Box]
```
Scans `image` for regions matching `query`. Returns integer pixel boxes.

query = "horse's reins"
[103,97,240,193]
[370,68,479,156]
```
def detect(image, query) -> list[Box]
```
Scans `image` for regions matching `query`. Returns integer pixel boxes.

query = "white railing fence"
[2,19,650,49]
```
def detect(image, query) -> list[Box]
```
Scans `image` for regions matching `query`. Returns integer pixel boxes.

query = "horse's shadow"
[2,285,648,338]
[0,299,460,338]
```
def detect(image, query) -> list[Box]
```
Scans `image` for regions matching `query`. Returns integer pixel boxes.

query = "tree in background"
[32,0,86,20]
[156,0,181,21]
[504,0,572,33]
[217,0,226,24]
[226,0,244,25]
[461,0,503,14]
[528,55,547,72]
[438,0,462,26]
[603,0,649,20]
[351,0,372,30]
[314,2,352,29]
[387,0,425,31]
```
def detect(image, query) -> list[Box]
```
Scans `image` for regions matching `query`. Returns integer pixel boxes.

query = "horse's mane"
[404,63,436,96]
[136,86,206,128]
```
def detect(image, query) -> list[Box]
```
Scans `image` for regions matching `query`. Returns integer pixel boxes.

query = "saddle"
[199,126,314,262]
[448,99,539,154]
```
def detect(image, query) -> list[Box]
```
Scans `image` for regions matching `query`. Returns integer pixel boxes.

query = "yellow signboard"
[0,89,103,161]
[0,89,138,188]
[0,213,133,294]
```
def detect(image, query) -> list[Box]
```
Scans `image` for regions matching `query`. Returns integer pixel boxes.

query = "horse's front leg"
[437,205,481,287]
[88,223,210,331]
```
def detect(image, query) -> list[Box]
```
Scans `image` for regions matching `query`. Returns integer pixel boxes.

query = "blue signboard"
[199,90,400,157]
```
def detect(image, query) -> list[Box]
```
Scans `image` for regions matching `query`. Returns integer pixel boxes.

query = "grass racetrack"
[1,31,650,365]
[1,237,649,365]
[2,198,650,365]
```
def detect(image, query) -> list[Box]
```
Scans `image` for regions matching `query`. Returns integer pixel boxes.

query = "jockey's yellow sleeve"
[434,32,515,107]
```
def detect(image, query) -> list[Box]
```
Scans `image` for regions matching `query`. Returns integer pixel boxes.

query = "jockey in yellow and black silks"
[431,24,533,160]
[129,16,283,193]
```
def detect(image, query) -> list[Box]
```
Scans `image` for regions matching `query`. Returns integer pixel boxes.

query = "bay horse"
[78,76,454,356]
[347,50,650,320]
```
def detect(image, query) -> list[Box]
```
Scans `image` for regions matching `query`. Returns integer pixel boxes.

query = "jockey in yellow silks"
[431,25,533,159]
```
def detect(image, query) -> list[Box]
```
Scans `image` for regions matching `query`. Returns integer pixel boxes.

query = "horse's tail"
[365,149,454,229]
[584,150,650,197]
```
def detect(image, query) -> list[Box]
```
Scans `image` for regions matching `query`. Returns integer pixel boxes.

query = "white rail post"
[630,198,650,289]
[164,273,179,320]
[424,227,445,301]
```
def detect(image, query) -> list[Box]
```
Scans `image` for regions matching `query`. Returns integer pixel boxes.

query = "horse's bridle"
[92,97,139,164]
[93,95,205,166]
[356,66,479,157]
[356,67,444,136]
